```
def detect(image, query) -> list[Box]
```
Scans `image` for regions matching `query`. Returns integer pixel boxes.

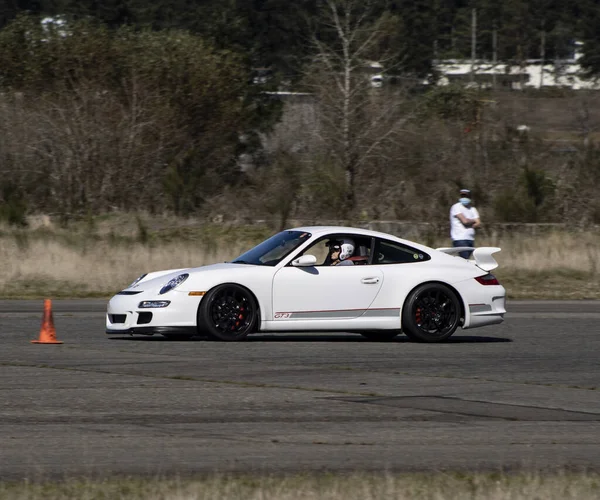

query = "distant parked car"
[106,226,506,342]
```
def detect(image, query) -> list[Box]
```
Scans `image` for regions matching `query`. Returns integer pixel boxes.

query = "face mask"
[459,197,471,206]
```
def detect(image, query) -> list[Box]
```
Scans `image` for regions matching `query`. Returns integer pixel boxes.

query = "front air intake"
[137,312,153,324]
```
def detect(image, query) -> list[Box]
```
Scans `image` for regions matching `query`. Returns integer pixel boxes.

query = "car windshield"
[231,231,311,266]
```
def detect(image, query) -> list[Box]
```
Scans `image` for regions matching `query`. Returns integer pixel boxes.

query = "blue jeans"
[452,239,474,259]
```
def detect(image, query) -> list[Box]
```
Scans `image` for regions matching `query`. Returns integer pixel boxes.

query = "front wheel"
[197,284,258,341]
[402,283,461,343]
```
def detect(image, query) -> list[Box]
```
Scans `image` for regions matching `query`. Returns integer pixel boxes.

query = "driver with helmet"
[325,238,355,266]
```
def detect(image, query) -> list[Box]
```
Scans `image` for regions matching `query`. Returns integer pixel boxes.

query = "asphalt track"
[1,299,599,480]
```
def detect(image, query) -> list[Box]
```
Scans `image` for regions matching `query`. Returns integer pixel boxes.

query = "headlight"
[128,273,147,288]
[139,300,171,308]
[159,273,189,294]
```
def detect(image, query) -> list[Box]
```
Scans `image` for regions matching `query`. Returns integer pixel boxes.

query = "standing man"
[449,188,481,258]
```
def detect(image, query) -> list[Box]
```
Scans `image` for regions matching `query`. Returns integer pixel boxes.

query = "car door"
[271,261,383,322]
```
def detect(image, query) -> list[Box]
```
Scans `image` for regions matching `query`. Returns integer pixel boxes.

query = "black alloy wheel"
[402,283,461,342]
[197,284,258,341]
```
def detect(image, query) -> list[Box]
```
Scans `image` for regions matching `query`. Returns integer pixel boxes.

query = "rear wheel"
[360,331,399,341]
[197,284,258,341]
[402,283,461,343]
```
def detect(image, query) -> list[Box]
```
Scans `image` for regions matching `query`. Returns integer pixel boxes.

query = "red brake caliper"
[234,307,245,330]
[415,306,422,325]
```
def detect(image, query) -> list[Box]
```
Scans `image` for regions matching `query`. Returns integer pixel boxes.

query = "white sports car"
[106,226,506,343]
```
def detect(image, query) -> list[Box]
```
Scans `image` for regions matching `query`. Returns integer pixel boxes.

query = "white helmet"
[338,238,355,261]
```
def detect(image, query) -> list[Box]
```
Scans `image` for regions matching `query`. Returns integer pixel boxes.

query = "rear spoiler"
[436,246,501,272]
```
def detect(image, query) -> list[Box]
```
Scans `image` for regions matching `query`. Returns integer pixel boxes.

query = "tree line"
[0,1,599,229]
[4,1,600,78]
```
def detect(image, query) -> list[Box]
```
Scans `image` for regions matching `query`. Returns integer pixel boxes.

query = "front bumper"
[106,290,201,335]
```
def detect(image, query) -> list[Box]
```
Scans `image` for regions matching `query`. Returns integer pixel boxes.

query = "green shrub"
[0,182,27,227]
[494,167,556,222]
[420,84,482,123]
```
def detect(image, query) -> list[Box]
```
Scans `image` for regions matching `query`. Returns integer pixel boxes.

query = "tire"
[360,331,399,341]
[402,283,461,343]
[197,284,258,341]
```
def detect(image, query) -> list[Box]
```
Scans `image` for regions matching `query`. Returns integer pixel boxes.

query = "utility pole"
[470,8,477,84]
[492,27,497,89]
[540,21,546,88]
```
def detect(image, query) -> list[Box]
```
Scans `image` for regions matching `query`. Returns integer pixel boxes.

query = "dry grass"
[0,237,242,297]
[1,471,600,500]
[475,231,600,299]
[477,231,600,274]
[0,217,598,299]
[0,215,271,298]
[421,229,600,299]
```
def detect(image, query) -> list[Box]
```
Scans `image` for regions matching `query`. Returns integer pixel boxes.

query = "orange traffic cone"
[31,299,63,344]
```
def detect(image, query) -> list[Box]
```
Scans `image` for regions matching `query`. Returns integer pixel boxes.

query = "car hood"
[121,262,264,294]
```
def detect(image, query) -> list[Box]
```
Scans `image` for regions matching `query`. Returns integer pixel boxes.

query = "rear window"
[373,239,430,264]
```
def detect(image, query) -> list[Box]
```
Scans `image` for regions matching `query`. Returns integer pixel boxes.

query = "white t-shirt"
[450,203,480,241]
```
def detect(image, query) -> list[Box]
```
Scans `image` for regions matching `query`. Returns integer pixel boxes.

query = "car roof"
[287,225,432,251]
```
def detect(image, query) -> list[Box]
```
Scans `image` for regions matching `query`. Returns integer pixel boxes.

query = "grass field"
[0,215,598,299]
[2,471,600,499]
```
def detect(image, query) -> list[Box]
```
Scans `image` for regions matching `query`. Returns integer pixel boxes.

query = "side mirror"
[291,255,317,267]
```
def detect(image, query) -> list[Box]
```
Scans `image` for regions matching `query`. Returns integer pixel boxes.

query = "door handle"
[361,277,380,284]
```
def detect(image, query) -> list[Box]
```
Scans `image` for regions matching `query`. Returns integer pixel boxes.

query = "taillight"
[475,273,500,285]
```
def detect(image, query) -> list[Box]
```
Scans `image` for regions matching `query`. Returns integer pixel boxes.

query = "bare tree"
[305,0,411,217]
[0,80,180,218]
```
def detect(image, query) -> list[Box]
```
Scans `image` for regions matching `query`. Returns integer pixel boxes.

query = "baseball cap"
[459,188,471,195]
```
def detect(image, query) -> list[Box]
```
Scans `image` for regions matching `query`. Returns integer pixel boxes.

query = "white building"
[435,43,600,90]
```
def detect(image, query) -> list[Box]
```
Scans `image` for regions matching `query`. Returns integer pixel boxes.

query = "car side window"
[296,236,372,266]
[373,239,430,264]
[302,238,332,266]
